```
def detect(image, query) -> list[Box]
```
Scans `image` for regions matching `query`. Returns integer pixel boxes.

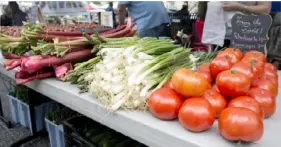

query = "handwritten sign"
[230,14,272,54]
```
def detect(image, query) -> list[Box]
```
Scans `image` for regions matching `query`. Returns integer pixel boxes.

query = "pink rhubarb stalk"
[54,63,73,81]
[16,70,55,85]
[22,49,93,74]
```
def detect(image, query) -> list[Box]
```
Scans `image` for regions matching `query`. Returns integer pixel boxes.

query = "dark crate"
[63,115,97,147]
[63,116,147,147]
[168,12,198,38]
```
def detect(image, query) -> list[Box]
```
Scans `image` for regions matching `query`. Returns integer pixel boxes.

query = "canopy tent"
[34,1,89,16]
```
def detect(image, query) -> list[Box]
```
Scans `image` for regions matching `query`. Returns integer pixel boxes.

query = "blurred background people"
[105,2,116,27]
[0,5,12,26]
[8,1,27,26]
[202,1,271,49]
[118,1,170,38]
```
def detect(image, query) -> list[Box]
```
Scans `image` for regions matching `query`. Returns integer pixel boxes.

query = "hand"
[223,2,244,12]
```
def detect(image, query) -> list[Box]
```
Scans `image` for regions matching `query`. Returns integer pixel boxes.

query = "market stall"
[0,55,280,147]
[1,2,281,146]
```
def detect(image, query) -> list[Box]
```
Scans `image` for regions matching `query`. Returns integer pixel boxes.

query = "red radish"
[22,49,93,74]
[54,63,73,80]
[16,70,55,85]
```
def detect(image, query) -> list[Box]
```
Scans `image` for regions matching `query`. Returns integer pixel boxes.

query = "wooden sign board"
[230,14,272,54]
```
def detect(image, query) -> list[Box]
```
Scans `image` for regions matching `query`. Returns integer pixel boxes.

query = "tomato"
[219,107,264,142]
[210,57,232,78]
[197,70,213,84]
[260,75,278,86]
[148,88,183,120]
[216,70,251,97]
[248,88,276,118]
[202,89,227,117]
[254,79,278,97]
[163,80,173,89]
[263,70,278,79]
[264,63,277,73]
[228,96,264,118]
[263,64,278,79]
[197,63,210,73]
[224,48,243,61]
[212,85,220,92]
[243,50,266,63]
[172,68,211,97]
[241,59,265,78]
[178,98,215,132]
[231,61,255,80]
[216,48,243,64]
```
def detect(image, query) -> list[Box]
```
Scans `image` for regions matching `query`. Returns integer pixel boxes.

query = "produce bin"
[63,116,96,147]
[45,118,65,147]
[7,94,58,134]
[63,116,147,147]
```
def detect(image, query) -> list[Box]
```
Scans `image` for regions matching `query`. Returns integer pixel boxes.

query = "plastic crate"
[63,116,147,147]
[63,116,96,147]
[168,12,198,38]
[7,94,58,134]
[45,118,65,147]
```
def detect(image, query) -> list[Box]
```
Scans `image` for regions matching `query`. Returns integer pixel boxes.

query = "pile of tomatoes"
[148,48,278,143]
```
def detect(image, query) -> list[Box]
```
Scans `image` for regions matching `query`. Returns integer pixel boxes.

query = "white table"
[0,56,280,147]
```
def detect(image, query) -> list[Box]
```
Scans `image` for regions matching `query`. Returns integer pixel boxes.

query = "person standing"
[118,1,170,38]
[105,2,117,27]
[0,6,12,26]
[8,1,27,26]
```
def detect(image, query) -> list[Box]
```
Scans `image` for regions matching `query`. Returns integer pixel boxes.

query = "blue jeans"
[138,23,169,38]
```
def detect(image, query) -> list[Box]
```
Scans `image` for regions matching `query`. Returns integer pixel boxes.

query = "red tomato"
[216,70,251,97]
[148,88,183,120]
[217,48,243,64]
[231,61,255,80]
[198,71,213,84]
[228,96,264,118]
[178,98,215,132]
[219,107,264,142]
[260,75,278,86]
[264,63,277,73]
[197,63,210,73]
[172,68,211,97]
[241,59,265,78]
[248,88,276,118]
[263,64,278,79]
[243,50,266,63]
[163,80,173,89]
[210,57,232,78]
[202,89,227,117]
[212,85,220,92]
[254,79,278,97]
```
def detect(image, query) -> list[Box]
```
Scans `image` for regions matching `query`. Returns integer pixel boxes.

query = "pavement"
[0,74,49,147]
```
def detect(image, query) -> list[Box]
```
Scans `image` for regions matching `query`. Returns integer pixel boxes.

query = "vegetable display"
[148,48,279,143]
[1,21,279,146]
[86,38,216,111]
